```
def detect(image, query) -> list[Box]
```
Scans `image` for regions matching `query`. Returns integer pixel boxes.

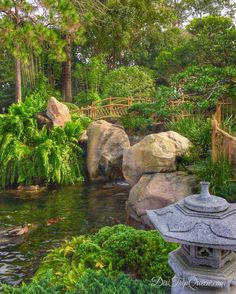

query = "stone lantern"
[147,182,236,293]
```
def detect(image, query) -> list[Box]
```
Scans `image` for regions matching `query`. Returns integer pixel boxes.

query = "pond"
[0,182,130,285]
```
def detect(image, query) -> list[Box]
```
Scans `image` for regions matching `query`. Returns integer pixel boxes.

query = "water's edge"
[0,182,130,285]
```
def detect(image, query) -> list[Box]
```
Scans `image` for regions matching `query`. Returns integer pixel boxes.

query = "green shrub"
[2,271,63,294]
[127,100,172,120]
[121,116,154,132]
[63,103,79,111]
[156,86,181,101]
[71,270,166,294]
[121,98,175,132]
[92,225,176,280]
[2,270,167,294]
[102,66,155,98]
[75,90,101,106]
[35,225,177,290]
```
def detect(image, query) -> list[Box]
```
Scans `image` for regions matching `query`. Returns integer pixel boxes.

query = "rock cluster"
[122,131,196,228]
[84,120,196,228]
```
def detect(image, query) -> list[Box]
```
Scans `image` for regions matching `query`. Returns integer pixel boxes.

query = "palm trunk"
[64,32,72,102]
[15,56,22,103]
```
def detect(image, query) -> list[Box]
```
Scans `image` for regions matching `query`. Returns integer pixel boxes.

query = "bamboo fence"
[211,99,236,167]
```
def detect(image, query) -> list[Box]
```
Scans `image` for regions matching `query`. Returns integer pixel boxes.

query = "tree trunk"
[15,5,22,103]
[64,32,72,102]
[61,62,67,101]
[15,56,22,103]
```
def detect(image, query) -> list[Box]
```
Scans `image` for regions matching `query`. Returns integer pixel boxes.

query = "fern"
[0,91,86,188]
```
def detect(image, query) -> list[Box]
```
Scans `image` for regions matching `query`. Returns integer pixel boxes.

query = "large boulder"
[158,131,191,156]
[126,172,197,228]
[46,97,71,127]
[122,132,191,186]
[87,120,130,181]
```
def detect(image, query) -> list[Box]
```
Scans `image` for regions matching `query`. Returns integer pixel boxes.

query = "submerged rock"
[46,97,71,127]
[87,120,130,182]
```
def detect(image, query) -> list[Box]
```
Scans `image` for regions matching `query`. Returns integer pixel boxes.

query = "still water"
[0,182,129,285]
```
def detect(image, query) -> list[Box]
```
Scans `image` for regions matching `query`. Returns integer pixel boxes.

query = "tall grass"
[167,116,211,155]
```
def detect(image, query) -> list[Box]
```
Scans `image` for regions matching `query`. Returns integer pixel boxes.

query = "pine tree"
[45,0,105,102]
[0,1,43,102]
[0,1,67,103]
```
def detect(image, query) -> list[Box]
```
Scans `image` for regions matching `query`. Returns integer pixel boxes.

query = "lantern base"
[169,248,236,292]
[172,276,236,293]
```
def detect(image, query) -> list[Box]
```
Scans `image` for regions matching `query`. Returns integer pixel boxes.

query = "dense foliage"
[121,97,175,132]
[1,2,236,105]
[2,272,63,294]
[170,66,236,108]
[102,66,155,99]
[0,83,89,188]
[35,225,177,290]
[156,16,236,78]
[187,16,236,67]
[2,270,166,294]
[73,56,106,106]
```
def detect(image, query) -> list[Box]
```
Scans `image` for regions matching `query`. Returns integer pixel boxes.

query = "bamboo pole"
[212,119,218,163]
[215,103,222,126]
[216,127,236,142]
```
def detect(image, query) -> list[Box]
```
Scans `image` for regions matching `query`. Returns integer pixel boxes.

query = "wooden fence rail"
[75,96,151,119]
[74,96,194,120]
[211,119,236,163]
[211,100,236,168]
[91,96,151,107]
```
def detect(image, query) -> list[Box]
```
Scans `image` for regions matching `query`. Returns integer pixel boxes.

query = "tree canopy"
[0,0,235,105]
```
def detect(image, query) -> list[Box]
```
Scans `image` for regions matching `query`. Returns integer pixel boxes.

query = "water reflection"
[0,182,129,285]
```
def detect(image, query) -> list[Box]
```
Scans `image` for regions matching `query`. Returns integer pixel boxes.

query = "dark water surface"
[0,182,130,285]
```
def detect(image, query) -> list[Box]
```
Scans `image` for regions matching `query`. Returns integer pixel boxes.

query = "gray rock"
[122,132,192,186]
[126,172,197,228]
[87,120,130,181]
[46,97,71,127]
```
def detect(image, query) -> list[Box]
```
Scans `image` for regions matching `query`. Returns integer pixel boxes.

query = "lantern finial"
[200,181,211,199]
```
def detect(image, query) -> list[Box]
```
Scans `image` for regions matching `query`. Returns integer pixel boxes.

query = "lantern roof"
[147,182,236,250]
